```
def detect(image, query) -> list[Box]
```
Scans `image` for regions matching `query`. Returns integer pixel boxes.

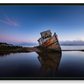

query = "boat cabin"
[37,30,61,51]
[40,30,52,39]
[38,30,52,46]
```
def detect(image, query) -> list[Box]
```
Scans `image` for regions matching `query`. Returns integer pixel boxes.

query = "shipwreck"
[37,30,61,52]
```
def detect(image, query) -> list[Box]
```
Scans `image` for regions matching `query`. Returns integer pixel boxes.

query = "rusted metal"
[41,35,56,47]
[38,30,61,51]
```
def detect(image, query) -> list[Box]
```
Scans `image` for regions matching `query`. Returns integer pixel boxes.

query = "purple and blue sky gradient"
[0,6,84,44]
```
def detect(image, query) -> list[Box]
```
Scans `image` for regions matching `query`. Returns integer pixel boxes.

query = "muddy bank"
[0,47,41,56]
[0,46,84,53]
[16,47,84,52]
[12,46,61,53]
[22,47,41,52]
[23,47,84,52]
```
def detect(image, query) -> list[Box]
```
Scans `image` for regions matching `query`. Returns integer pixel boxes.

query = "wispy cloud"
[0,18,18,26]
[0,13,18,26]
[0,20,13,25]
[60,40,84,44]
[6,17,18,26]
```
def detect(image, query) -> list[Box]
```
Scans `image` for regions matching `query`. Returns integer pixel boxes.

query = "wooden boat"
[37,30,61,51]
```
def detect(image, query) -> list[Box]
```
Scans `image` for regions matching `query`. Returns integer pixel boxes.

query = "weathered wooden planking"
[41,35,56,47]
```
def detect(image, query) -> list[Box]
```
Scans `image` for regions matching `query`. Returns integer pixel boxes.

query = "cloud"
[60,40,84,44]
[0,20,13,25]
[6,17,18,26]
[0,13,18,26]
[0,18,18,26]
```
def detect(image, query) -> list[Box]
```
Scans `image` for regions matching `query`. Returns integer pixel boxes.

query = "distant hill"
[60,40,84,45]
[0,42,12,45]
[17,42,38,47]
[0,42,39,47]
[18,42,38,45]
[0,42,8,45]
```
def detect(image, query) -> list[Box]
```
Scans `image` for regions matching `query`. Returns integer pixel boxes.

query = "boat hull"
[40,33,61,50]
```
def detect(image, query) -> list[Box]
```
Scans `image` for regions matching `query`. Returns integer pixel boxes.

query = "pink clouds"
[6,17,18,26]
[0,17,18,26]
[0,18,18,26]
[0,20,12,25]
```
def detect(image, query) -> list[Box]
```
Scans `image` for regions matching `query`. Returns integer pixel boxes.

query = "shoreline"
[0,47,41,53]
[0,46,84,53]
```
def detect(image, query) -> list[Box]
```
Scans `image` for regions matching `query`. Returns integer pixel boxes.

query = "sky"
[0,5,84,44]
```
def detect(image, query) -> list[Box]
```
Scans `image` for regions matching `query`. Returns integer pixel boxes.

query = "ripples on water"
[0,46,84,77]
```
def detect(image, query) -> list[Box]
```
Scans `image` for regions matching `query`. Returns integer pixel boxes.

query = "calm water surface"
[0,46,84,77]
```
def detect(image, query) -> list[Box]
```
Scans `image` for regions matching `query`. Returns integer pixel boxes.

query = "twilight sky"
[0,5,84,44]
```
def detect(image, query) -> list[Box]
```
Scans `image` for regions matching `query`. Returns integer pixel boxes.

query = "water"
[0,46,84,77]
[56,51,84,77]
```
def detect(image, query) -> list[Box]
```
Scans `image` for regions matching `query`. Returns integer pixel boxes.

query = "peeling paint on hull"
[41,34,61,50]
[38,30,61,51]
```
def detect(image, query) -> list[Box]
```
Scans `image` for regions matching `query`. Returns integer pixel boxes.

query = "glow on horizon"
[0,38,38,43]
[1,38,84,44]
[0,6,84,44]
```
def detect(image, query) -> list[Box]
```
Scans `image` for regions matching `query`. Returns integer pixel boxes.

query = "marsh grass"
[0,46,22,50]
[0,46,30,56]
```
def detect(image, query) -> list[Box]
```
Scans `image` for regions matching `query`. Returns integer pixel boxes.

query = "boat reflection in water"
[0,51,62,77]
[36,51,62,77]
